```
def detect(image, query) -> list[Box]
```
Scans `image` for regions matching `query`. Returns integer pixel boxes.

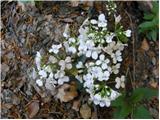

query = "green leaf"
[113,103,132,119]
[150,29,158,41]
[132,105,152,119]
[143,13,154,20]
[130,88,158,104]
[138,21,156,33]
[111,95,125,107]
[151,1,159,15]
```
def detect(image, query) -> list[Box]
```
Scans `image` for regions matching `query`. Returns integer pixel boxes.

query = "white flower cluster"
[32,13,131,107]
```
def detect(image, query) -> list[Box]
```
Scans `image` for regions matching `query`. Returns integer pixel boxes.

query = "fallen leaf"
[149,80,158,88]
[70,1,80,7]
[72,99,81,111]
[94,2,103,12]
[1,63,9,72]
[25,100,39,118]
[81,1,93,10]
[56,82,78,102]
[141,38,149,51]
[80,104,91,119]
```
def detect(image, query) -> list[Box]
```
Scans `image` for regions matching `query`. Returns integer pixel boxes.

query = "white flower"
[112,63,120,74]
[90,13,107,27]
[36,79,43,87]
[103,41,116,55]
[49,56,57,64]
[54,70,69,85]
[90,66,103,78]
[68,46,77,54]
[114,15,121,24]
[58,76,69,85]
[35,52,41,70]
[39,70,47,78]
[124,30,131,37]
[113,41,127,51]
[111,50,122,64]
[45,73,57,89]
[83,73,94,88]
[96,54,110,70]
[55,70,65,79]
[68,37,76,43]
[49,44,62,54]
[76,61,83,69]
[63,24,70,38]
[115,75,125,89]
[110,90,120,100]
[58,56,72,70]
[98,13,107,27]
[105,33,115,43]
[90,19,98,24]
[44,66,52,73]
[98,71,110,81]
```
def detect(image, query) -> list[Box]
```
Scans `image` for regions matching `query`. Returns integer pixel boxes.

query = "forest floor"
[1,1,159,119]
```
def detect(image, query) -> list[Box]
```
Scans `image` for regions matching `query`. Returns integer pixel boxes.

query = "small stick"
[125,10,136,89]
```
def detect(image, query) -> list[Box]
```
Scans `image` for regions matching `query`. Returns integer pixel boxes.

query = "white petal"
[65,56,71,63]
[92,51,98,60]
[39,70,47,78]
[105,100,111,107]
[98,14,106,22]
[58,78,63,85]
[117,56,122,62]
[99,54,105,61]
[115,15,121,23]
[115,83,120,89]
[86,50,92,57]
[125,30,131,37]
[96,60,102,65]
[100,102,105,107]
[63,76,69,82]
[98,22,107,27]
[66,63,72,69]
[101,63,108,70]
[36,79,43,86]
[90,19,98,24]
[59,60,65,66]
[69,38,76,43]
[68,46,77,54]
[53,49,59,54]
[121,82,125,88]
[121,75,125,81]
[49,56,57,63]
[104,71,110,77]
[93,99,100,105]
[63,24,70,38]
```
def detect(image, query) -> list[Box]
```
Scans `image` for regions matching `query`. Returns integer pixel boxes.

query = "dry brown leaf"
[80,104,91,119]
[82,1,93,10]
[141,38,149,51]
[149,80,158,88]
[72,99,81,111]
[25,100,39,118]
[56,83,78,102]
[94,2,103,12]
[70,1,80,7]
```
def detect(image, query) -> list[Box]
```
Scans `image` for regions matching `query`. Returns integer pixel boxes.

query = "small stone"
[80,103,91,119]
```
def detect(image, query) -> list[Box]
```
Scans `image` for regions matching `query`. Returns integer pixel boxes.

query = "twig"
[125,10,136,89]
